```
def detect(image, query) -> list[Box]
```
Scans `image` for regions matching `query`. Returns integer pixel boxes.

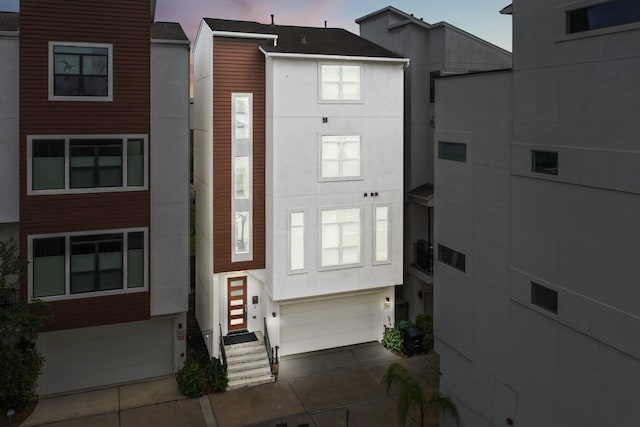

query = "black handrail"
[263,317,274,373]
[218,324,227,368]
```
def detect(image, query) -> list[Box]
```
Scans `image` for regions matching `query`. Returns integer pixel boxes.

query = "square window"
[321,208,361,268]
[320,65,361,101]
[438,141,467,162]
[321,135,360,180]
[531,282,558,314]
[50,42,112,101]
[532,150,558,175]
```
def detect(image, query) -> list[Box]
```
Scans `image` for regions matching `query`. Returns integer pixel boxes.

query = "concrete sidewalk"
[20,342,441,427]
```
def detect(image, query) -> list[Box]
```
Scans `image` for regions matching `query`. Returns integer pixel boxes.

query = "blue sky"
[0,0,512,51]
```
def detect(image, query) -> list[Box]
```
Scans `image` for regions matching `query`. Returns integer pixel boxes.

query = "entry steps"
[225,331,275,390]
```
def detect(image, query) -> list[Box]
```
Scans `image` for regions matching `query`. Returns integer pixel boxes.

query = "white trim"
[259,46,410,65]
[27,134,149,195]
[212,30,278,46]
[373,203,391,265]
[318,205,363,271]
[287,209,307,275]
[28,227,149,302]
[48,41,113,102]
[318,132,363,182]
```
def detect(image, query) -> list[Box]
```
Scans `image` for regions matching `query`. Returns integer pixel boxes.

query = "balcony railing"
[413,240,433,274]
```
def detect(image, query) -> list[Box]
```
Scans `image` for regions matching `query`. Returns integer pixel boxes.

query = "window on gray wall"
[437,244,465,272]
[429,71,440,103]
[531,150,558,175]
[531,282,558,314]
[566,0,640,34]
[438,141,467,162]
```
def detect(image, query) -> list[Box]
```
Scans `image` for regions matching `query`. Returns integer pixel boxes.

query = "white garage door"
[279,291,383,356]
[38,318,174,395]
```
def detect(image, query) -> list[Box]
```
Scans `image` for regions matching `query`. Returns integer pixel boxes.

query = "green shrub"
[382,326,403,353]
[205,357,228,393]
[176,362,206,398]
[415,314,434,352]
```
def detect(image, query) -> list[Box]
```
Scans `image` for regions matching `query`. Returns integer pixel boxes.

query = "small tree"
[382,362,460,427]
[0,237,51,414]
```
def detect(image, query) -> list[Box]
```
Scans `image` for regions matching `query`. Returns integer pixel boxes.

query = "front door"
[227,277,247,331]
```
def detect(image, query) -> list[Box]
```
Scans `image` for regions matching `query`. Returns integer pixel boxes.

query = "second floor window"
[320,135,361,180]
[29,135,147,194]
[50,42,112,101]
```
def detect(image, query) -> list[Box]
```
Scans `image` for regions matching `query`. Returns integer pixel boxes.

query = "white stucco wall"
[265,57,404,302]
[0,34,19,223]
[192,24,217,355]
[150,40,190,317]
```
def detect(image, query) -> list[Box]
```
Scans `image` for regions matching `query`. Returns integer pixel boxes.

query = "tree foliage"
[0,237,51,413]
[382,362,460,427]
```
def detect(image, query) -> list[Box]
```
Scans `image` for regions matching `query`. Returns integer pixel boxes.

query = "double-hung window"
[320,64,361,101]
[232,93,253,262]
[320,135,361,180]
[321,207,361,268]
[49,42,113,101]
[29,135,147,194]
[30,229,147,301]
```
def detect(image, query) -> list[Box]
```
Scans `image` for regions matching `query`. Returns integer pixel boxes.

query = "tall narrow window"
[235,212,250,255]
[374,206,390,264]
[289,211,305,272]
[320,64,361,101]
[32,139,65,190]
[234,95,251,140]
[321,135,361,179]
[127,139,144,187]
[234,156,250,199]
[321,208,361,268]
[33,237,66,297]
[127,231,144,288]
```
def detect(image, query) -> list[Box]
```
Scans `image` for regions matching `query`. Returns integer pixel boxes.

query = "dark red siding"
[212,37,266,273]
[19,0,151,330]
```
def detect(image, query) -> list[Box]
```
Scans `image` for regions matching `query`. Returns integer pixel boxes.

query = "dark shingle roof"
[151,22,188,41]
[0,12,19,32]
[204,18,401,58]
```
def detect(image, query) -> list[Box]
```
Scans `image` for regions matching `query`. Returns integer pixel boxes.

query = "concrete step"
[228,365,272,381]
[228,373,275,390]
[225,344,266,358]
[226,359,270,374]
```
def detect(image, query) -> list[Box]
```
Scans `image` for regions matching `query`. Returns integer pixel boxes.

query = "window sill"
[28,186,147,196]
[318,99,363,105]
[318,262,363,272]
[32,286,147,303]
[318,177,364,183]
[49,95,113,102]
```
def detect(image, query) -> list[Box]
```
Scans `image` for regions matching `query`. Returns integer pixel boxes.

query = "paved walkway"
[19,342,441,427]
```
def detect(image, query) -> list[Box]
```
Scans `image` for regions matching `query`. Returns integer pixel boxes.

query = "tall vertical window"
[320,135,361,179]
[29,135,147,194]
[321,208,361,268]
[232,93,253,262]
[374,205,390,264]
[289,211,305,272]
[49,42,112,101]
[30,229,147,301]
[320,64,361,101]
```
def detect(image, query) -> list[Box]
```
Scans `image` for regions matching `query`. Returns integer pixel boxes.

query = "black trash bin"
[402,326,425,356]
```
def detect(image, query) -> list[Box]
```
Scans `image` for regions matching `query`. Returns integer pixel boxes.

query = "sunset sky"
[0,0,512,51]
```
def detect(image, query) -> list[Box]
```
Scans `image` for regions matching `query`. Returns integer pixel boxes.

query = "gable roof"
[0,12,19,32]
[203,18,401,59]
[151,22,189,42]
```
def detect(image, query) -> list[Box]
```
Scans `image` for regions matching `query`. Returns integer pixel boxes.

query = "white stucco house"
[193,18,407,385]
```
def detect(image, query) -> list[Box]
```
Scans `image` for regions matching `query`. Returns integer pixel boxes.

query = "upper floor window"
[531,150,558,175]
[49,42,113,101]
[374,205,390,264]
[233,94,252,140]
[531,282,558,314]
[288,210,306,273]
[438,244,466,272]
[567,0,640,34]
[320,135,361,180]
[438,141,467,162]
[30,228,147,301]
[321,207,361,268]
[320,64,360,101]
[28,135,147,195]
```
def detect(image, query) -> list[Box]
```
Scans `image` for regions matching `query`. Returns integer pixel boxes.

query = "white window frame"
[318,63,362,103]
[373,203,391,265]
[318,206,363,270]
[318,133,363,181]
[287,209,307,274]
[48,41,113,102]
[27,227,148,302]
[232,93,253,262]
[27,134,148,195]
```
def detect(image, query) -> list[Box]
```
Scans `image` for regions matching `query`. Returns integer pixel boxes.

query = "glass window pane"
[83,55,107,76]
[322,223,340,248]
[290,226,304,271]
[290,212,304,227]
[342,246,360,264]
[128,249,144,288]
[127,139,144,186]
[322,141,340,159]
[322,82,340,100]
[342,160,360,177]
[54,54,80,75]
[342,66,360,82]
[342,83,360,100]
[70,168,94,188]
[234,96,251,140]
[32,140,65,190]
[54,75,80,96]
[322,160,340,177]
[82,76,108,97]
[33,237,66,298]
[376,206,389,262]
[235,212,250,254]
[322,65,340,82]
[98,167,122,187]
[234,156,250,199]
[321,248,340,267]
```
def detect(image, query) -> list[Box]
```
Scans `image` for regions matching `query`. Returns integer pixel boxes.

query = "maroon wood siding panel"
[212,37,266,273]
[19,0,151,330]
